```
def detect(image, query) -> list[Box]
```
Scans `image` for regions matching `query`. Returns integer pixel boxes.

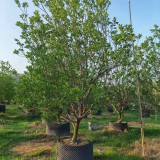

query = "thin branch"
[83,64,119,101]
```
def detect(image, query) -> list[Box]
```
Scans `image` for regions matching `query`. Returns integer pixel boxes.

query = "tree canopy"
[0,61,17,104]
[14,0,160,143]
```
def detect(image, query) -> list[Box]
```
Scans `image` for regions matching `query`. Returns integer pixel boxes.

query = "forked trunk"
[118,108,124,123]
[57,114,61,123]
[71,120,80,143]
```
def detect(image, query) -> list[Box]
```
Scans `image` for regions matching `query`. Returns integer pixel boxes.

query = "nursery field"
[0,106,160,160]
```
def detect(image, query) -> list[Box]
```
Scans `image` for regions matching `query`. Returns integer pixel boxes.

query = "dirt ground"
[128,121,160,127]
[131,138,160,160]
[12,136,56,158]
[11,121,160,159]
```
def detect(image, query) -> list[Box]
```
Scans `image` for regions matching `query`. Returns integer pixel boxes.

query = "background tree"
[136,25,160,120]
[0,61,17,104]
[15,70,41,117]
[125,24,160,157]
[15,64,67,135]
[104,24,138,122]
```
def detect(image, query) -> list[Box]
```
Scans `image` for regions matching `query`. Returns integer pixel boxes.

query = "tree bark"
[72,120,80,143]
[118,107,124,123]
[137,81,145,157]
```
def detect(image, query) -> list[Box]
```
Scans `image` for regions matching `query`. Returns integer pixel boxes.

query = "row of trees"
[1,0,159,144]
[0,61,17,105]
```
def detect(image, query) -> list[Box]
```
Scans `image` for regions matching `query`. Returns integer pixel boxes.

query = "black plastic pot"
[107,106,113,113]
[46,122,70,137]
[142,109,150,118]
[123,105,130,110]
[56,139,94,160]
[83,114,88,119]
[109,122,128,132]
[93,109,102,116]
[0,104,6,113]
[25,109,39,118]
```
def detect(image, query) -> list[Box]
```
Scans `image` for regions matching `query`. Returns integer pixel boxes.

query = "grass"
[0,106,45,159]
[0,106,160,160]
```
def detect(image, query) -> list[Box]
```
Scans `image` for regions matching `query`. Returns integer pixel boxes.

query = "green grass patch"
[0,106,160,160]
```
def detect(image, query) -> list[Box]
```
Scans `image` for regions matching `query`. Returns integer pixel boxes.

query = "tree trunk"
[155,108,158,121]
[118,108,124,123]
[137,81,145,157]
[57,114,61,123]
[72,120,80,143]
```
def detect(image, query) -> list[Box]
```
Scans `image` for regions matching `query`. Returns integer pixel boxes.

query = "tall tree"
[15,0,131,143]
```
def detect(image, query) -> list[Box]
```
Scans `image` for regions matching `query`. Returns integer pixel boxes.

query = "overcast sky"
[0,0,160,73]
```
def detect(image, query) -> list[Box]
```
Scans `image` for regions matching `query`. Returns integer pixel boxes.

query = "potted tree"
[15,71,41,118]
[104,24,137,132]
[15,0,134,159]
[138,74,160,118]
[106,84,129,132]
[16,69,70,137]
[41,110,70,137]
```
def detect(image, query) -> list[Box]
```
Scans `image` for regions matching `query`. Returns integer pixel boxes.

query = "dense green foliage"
[14,0,160,144]
[14,0,138,142]
[0,61,17,104]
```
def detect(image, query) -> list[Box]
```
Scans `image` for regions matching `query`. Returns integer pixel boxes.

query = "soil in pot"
[109,122,128,132]
[0,104,6,113]
[123,105,130,110]
[56,137,94,160]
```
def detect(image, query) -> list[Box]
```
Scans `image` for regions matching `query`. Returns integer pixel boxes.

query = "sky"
[0,0,160,73]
